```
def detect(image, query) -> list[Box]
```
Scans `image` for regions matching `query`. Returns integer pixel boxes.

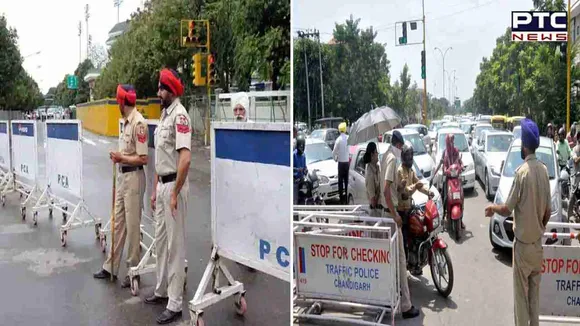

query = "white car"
[404,123,431,153]
[347,142,444,218]
[304,138,339,201]
[470,123,493,156]
[428,120,444,149]
[490,137,566,249]
[432,127,476,191]
[512,126,522,139]
[383,128,435,181]
[474,130,514,199]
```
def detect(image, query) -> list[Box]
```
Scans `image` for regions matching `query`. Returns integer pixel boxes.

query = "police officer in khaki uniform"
[485,118,550,326]
[144,69,191,325]
[94,84,148,288]
[381,130,420,319]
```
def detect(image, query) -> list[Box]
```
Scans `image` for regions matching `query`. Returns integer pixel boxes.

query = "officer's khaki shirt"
[396,165,427,211]
[120,108,148,163]
[380,149,398,208]
[154,99,192,176]
[505,154,551,244]
[365,162,381,204]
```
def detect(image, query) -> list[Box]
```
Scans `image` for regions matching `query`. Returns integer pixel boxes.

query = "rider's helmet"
[402,141,414,168]
[296,134,305,153]
[559,127,566,139]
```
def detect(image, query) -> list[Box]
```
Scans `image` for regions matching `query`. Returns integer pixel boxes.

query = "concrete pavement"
[0,124,289,326]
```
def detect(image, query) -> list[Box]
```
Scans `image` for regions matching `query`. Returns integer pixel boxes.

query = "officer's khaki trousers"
[513,239,543,326]
[103,169,145,276]
[382,210,412,312]
[154,180,188,312]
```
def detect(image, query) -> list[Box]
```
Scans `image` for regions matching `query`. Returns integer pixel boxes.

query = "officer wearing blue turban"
[485,118,551,326]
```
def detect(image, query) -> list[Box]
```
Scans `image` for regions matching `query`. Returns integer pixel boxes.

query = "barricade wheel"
[312,302,322,314]
[194,316,204,326]
[21,207,26,220]
[234,295,247,316]
[130,277,139,296]
[100,236,107,253]
[95,223,102,240]
[2,195,5,207]
[48,208,53,218]
[33,212,38,226]
[61,231,67,247]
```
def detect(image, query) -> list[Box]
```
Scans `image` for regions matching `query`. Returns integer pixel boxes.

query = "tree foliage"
[0,15,43,111]
[471,0,577,128]
[90,0,289,101]
[52,59,95,107]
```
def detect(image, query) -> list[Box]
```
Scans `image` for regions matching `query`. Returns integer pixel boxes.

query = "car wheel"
[485,170,491,200]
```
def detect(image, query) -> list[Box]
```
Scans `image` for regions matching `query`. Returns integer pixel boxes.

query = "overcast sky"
[293,0,534,103]
[1,0,144,94]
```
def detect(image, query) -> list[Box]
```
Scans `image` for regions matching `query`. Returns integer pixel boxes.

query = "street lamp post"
[23,51,41,59]
[434,46,452,100]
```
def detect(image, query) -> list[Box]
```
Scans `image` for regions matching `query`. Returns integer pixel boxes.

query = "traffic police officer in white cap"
[485,118,550,326]
[145,68,191,325]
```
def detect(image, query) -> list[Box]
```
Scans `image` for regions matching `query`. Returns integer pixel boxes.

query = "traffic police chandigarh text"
[311,244,390,292]
[543,258,580,306]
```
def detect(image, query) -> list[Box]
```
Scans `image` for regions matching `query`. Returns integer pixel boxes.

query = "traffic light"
[207,54,219,86]
[421,50,426,79]
[192,53,206,86]
[399,22,408,45]
[183,20,200,46]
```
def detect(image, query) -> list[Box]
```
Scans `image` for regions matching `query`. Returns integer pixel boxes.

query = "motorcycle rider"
[485,118,551,326]
[293,134,307,204]
[567,123,577,148]
[432,134,465,229]
[546,123,554,141]
[380,130,420,319]
[396,142,434,274]
[572,130,580,185]
[556,127,572,172]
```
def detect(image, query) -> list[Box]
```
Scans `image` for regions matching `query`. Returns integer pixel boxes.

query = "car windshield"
[513,127,522,139]
[475,126,492,138]
[305,142,333,165]
[486,135,513,152]
[310,130,325,140]
[460,123,473,133]
[438,133,469,152]
[430,122,442,131]
[503,146,555,179]
[404,133,427,155]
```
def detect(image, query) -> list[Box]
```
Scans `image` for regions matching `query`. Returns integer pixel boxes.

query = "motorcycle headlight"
[551,194,559,216]
[319,175,330,184]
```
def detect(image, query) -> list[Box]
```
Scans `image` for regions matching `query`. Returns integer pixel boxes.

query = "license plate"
[452,192,461,200]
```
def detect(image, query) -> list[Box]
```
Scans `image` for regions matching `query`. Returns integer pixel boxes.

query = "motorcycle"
[443,163,465,240]
[559,158,573,200]
[567,169,580,223]
[406,197,454,297]
[296,169,323,206]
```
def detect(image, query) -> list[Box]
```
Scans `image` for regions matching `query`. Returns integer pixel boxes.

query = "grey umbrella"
[347,106,401,145]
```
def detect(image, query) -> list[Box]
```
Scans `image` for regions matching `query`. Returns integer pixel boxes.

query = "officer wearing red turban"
[94,84,148,290]
[144,69,191,325]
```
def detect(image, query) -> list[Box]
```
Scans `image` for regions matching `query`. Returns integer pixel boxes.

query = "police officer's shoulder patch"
[136,123,146,143]
[176,114,190,134]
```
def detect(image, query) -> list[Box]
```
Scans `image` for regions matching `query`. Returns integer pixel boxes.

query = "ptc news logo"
[511,11,568,42]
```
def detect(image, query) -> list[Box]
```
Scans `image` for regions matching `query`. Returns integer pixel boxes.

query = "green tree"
[0,15,23,110]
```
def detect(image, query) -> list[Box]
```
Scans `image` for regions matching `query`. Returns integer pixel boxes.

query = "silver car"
[405,124,431,152]
[470,123,493,156]
[383,128,435,181]
[490,137,565,249]
[347,142,443,219]
[474,130,514,200]
[304,138,339,201]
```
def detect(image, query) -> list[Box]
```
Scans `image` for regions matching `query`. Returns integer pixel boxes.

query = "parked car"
[432,127,476,191]
[474,130,514,199]
[304,138,339,202]
[405,123,431,152]
[470,123,493,155]
[428,120,444,149]
[383,128,436,181]
[490,137,566,249]
[477,115,492,124]
[309,128,340,150]
[347,142,444,217]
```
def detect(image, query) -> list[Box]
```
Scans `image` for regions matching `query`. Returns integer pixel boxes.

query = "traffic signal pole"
[567,0,571,132]
[206,22,211,146]
[422,0,427,124]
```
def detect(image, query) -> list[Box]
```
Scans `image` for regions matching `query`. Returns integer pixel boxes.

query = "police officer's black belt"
[159,173,177,184]
[120,166,144,173]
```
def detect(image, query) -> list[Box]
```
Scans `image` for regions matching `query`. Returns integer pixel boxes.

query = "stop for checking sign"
[542,258,580,275]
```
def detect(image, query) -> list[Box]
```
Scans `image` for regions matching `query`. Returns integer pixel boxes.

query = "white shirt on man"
[333,133,349,163]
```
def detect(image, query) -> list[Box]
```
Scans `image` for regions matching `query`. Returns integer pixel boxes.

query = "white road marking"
[98,139,110,144]
[82,137,96,146]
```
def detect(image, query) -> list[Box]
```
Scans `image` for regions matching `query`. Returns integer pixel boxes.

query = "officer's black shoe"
[93,269,117,280]
[410,268,423,276]
[402,306,420,319]
[156,309,182,324]
[144,295,168,305]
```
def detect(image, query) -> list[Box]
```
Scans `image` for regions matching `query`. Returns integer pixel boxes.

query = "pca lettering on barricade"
[259,239,290,268]
[511,11,568,42]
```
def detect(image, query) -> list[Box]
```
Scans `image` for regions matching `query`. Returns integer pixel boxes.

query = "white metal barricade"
[0,120,12,204]
[539,221,580,324]
[29,120,101,246]
[188,122,291,326]
[293,211,400,326]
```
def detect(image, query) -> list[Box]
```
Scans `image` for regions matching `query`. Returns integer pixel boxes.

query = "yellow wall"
[77,98,161,137]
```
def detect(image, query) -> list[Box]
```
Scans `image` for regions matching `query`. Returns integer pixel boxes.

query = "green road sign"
[67,75,78,90]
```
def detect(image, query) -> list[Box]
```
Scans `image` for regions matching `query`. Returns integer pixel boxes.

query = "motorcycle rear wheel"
[454,219,461,240]
[430,248,454,298]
